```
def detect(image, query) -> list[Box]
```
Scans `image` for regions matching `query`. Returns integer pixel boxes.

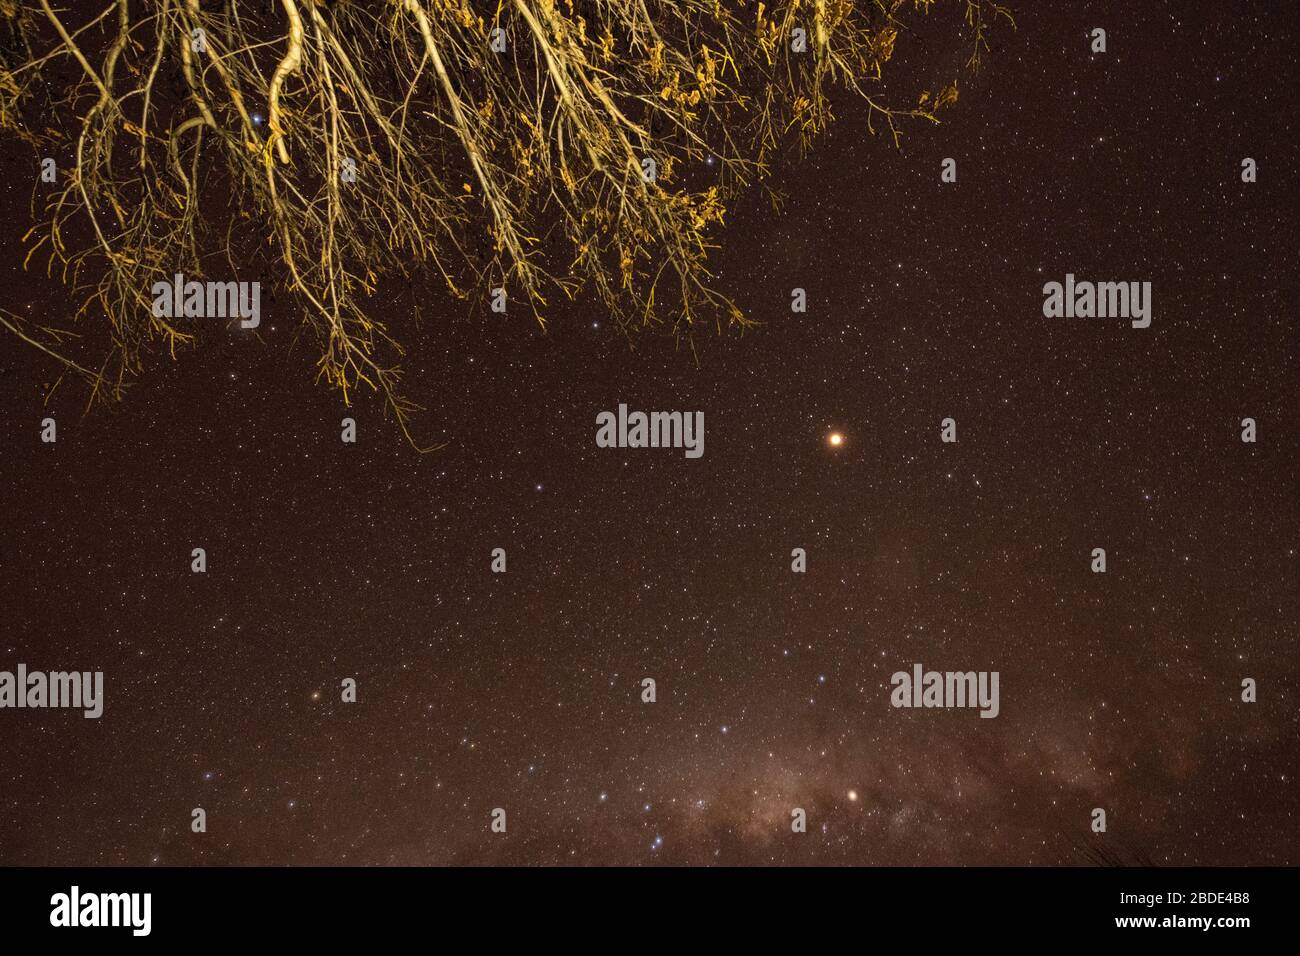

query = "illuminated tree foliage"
[0,0,1011,445]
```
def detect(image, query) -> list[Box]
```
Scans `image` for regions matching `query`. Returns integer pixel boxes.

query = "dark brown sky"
[0,1,1295,865]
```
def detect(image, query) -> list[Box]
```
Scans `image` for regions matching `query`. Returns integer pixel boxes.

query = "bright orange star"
[828,432,844,448]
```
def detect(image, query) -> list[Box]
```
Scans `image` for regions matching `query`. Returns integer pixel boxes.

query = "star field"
[0,2,1295,866]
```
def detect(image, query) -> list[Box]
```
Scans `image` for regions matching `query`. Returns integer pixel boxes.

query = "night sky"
[0,2,1295,866]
